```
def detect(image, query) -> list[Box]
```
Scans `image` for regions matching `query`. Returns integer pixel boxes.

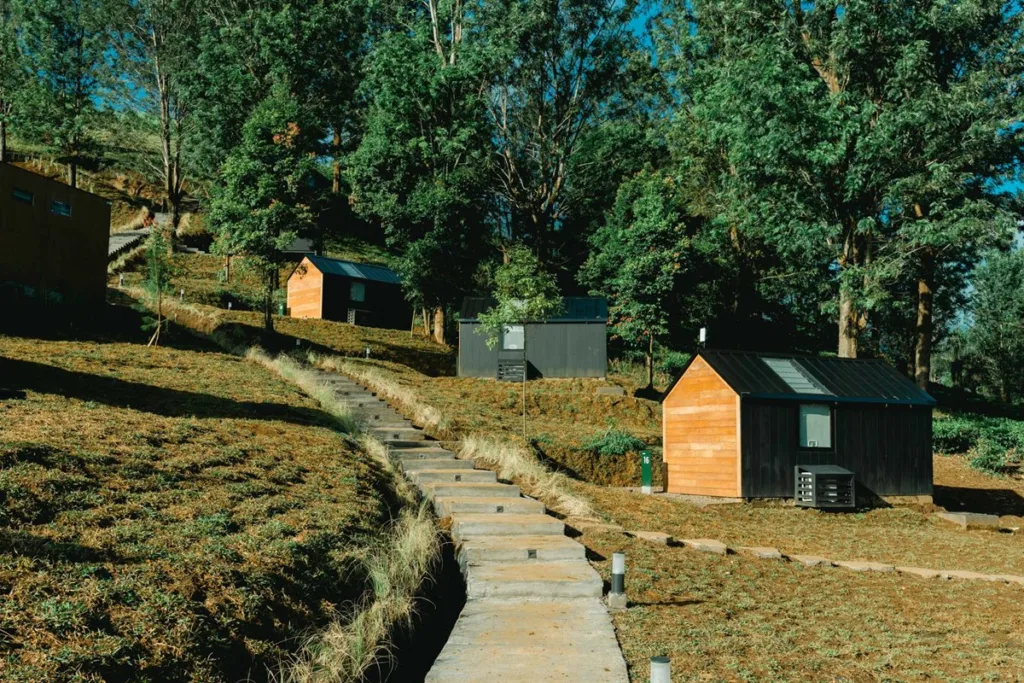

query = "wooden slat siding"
[286,258,323,319]
[740,400,933,497]
[662,355,741,497]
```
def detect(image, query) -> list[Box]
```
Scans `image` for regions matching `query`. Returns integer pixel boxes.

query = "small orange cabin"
[662,350,935,499]
[286,255,410,329]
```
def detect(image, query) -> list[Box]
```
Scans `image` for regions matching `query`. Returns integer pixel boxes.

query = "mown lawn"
[0,334,392,682]
[585,530,1024,682]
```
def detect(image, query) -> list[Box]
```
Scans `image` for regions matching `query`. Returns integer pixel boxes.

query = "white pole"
[650,656,670,683]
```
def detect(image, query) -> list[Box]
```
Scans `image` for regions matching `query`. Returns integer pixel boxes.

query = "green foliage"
[13,0,110,182]
[476,245,564,349]
[969,439,1007,476]
[963,249,1024,401]
[209,82,323,331]
[583,426,647,457]
[136,230,176,340]
[933,414,1024,455]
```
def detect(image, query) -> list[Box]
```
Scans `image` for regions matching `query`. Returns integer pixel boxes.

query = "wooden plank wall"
[662,355,741,497]
[286,259,323,319]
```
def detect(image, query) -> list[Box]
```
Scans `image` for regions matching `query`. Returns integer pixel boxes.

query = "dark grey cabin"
[458,297,608,379]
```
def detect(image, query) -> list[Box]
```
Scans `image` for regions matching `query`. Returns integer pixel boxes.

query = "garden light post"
[608,552,627,610]
[650,656,670,683]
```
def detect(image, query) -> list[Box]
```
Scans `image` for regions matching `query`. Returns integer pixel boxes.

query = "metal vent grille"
[795,466,855,509]
[763,358,827,394]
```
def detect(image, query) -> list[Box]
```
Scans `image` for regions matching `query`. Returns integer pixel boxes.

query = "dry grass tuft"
[280,498,439,683]
[247,349,358,434]
[459,434,597,519]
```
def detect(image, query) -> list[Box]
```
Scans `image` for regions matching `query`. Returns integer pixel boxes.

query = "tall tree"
[110,0,199,231]
[581,170,715,389]
[0,0,26,163]
[658,0,1023,360]
[15,0,110,187]
[484,0,645,261]
[349,0,493,344]
[966,248,1024,402]
[878,1,1024,389]
[209,83,323,332]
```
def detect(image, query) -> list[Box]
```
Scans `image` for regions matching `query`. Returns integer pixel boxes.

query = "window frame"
[12,188,34,205]
[349,280,366,303]
[797,403,834,451]
[502,324,525,351]
[50,200,72,217]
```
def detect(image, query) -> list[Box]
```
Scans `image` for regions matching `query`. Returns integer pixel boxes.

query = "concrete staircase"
[314,370,628,682]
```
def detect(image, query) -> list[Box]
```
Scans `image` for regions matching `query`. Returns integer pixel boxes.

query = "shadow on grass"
[1,356,336,428]
[934,485,1024,517]
[0,530,131,565]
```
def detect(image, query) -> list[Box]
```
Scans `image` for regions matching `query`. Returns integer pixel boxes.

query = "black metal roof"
[459,297,608,323]
[693,349,936,406]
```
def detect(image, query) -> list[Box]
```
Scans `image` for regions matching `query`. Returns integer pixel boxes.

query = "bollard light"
[608,552,627,610]
[365,345,371,359]
[650,656,670,683]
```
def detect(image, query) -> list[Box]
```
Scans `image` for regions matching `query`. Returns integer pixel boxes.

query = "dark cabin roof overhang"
[680,350,936,407]
[292,254,401,285]
[459,297,608,323]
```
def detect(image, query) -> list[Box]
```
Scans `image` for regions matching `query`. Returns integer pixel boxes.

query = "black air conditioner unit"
[795,465,855,509]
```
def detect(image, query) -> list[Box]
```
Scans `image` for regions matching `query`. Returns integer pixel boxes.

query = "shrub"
[933,417,983,454]
[969,439,1007,475]
[583,427,647,457]
[657,350,691,378]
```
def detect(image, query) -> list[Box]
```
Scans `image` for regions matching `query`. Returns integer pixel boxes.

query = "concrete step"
[463,560,603,600]
[409,469,496,484]
[333,389,376,397]
[434,496,545,517]
[373,427,426,441]
[390,448,456,461]
[422,482,521,499]
[335,398,382,409]
[457,535,586,565]
[360,419,413,428]
[451,513,564,539]
[401,458,474,472]
[385,438,434,448]
[424,599,628,682]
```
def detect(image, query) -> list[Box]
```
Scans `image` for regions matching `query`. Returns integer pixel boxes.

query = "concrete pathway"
[315,371,629,683]
[108,228,149,258]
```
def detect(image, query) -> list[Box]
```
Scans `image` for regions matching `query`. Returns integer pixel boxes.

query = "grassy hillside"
[0,332,395,681]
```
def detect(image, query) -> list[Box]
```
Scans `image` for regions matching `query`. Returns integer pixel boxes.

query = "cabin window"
[502,325,524,350]
[799,404,832,449]
[12,188,33,205]
[350,281,365,303]
[50,200,72,217]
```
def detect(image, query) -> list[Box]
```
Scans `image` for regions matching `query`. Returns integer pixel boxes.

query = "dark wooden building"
[0,163,110,306]
[662,350,935,499]
[458,297,608,379]
[286,255,410,329]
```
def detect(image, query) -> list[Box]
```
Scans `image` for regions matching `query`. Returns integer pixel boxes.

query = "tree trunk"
[837,224,862,358]
[432,306,445,345]
[0,119,7,163]
[646,334,654,389]
[914,250,935,391]
[421,307,430,338]
[332,129,342,194]
[838,287,859,358]
[68,160,78,189]
[224,255,231,283]
[264,270,275,333]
